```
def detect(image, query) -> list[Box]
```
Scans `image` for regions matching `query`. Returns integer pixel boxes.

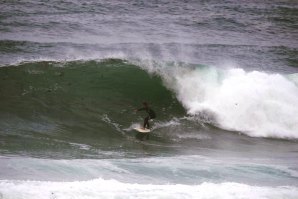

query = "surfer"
[135,102,156,130]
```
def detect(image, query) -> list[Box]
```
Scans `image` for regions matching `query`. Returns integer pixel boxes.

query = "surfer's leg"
[144,116,149,129]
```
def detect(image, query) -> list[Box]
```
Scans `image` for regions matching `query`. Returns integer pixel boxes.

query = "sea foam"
[0,179,297,199]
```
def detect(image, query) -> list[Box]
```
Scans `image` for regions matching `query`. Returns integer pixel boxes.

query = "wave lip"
[0,178,297,199]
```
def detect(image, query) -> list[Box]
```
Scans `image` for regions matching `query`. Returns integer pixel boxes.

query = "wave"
[0,178,297,199]
[1,59,298,141]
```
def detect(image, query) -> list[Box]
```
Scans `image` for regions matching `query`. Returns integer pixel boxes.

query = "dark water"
[0,1,298,198]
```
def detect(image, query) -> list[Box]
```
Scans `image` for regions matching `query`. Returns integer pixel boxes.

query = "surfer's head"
[143,102,148,107]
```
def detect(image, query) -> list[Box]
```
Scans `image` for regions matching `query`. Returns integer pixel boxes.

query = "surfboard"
[134,127,151,133]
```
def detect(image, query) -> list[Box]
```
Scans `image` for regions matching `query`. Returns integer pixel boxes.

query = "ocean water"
[0,0,298,198]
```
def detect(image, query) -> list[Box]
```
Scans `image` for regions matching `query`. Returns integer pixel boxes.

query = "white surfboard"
[134,127,151,133]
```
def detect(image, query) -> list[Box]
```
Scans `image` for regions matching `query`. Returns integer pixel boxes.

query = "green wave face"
[0,59,185,157]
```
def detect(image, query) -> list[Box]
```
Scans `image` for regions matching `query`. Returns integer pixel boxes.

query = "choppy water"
[0,0,298,198]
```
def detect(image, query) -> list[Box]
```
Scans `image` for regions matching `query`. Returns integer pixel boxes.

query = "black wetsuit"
[137,107,156,129]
